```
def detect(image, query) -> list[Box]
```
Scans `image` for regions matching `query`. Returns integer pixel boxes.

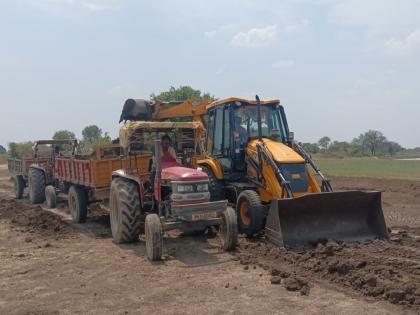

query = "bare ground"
[1,165,419,314]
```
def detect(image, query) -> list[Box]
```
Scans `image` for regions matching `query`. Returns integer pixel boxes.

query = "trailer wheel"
[68,185,87,223]
[45,185,57,208]
[109,178,142,243]
[236,190,265,237]
[219,206,238,250]
[145,213,163,261]
[202,166,225,201]
[14,175,25,199]
[29,168,45,204]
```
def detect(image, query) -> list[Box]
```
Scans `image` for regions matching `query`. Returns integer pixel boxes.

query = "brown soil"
[237,177,420,313]
[0,198,73,238]
[0,165,419,314]
[333,177,420,228]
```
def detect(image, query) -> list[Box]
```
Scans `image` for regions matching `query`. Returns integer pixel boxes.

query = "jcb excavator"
[120,97,389,249]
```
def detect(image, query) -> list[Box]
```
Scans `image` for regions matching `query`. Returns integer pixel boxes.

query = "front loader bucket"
[265,191,389,250]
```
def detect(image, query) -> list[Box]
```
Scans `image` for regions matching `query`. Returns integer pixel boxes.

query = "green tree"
[318,136,331,151]
[302,143,319,154]
[80,125,111,152]
[53,130,76,140]
[82,125,102,143]
[383,141,402,156]
[0,145,6,155]
[52,129,77,153]
[328,141,363,156]
[8,142,33,159]
[357,130,386,156]
[151,86,215,101]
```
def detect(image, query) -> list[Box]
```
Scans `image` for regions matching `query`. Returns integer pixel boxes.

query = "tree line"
[302,130,416,157]
[2,86,417,159]
[6,125,111,159]
[3,86,212,159]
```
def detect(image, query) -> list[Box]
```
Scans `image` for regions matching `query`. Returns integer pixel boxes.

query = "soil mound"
[0,198,72,238]
[239,230,420,310]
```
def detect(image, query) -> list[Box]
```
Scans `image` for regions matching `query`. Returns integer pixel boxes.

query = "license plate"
[191,211,217,221]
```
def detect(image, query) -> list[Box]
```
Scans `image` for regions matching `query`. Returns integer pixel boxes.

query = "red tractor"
[110,121,238,261]
[7,139,77,203]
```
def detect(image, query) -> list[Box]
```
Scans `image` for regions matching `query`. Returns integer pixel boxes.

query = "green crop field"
[314,157,420,180]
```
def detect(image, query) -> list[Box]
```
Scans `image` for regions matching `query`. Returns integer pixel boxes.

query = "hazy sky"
[1,0,419,148]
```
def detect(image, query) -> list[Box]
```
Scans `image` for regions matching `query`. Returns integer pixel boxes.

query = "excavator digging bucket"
[265,191,389,250]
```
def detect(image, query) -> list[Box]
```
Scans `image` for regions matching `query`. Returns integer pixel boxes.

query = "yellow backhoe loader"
[120,97,389,249]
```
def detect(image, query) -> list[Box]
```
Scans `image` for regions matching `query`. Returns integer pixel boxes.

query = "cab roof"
[207,97,280,110]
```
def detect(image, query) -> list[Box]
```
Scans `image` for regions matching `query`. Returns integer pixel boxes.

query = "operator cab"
[205,98,290,180]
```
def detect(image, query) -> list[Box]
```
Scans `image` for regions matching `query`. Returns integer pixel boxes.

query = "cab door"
[206,106,233,177]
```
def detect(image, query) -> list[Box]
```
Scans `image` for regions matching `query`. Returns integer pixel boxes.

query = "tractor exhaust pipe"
[255,95,263,141]
[154,139,162,203]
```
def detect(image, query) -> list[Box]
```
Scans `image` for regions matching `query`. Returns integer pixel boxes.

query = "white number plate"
[191,212,217,221]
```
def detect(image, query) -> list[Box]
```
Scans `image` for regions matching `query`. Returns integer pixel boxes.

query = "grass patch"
[314,157,420,180]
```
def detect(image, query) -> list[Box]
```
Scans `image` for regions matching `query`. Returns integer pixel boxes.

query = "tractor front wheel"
[145,213,163,261]
[219,206,238,250]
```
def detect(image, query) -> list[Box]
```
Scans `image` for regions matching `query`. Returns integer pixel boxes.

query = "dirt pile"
[270,267,310,295]
[238,229,420,311]
[0,198,72,238]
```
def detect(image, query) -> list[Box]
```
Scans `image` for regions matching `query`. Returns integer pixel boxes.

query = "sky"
[0,0,419,149]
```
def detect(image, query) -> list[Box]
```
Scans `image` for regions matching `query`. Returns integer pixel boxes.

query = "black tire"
[202,166,225,201]
[29,168,45,204]
[236,190,266,237]
[109,178,142,243]
[219,207,238,250]
[14,175,25,199]
[45,185,57,208]
[68,185,87,223]
[145,213,163,261]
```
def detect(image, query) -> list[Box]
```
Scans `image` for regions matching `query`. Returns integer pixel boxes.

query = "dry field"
[1,163,420,314]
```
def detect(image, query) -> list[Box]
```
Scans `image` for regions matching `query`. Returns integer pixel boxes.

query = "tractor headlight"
[177,184,194,193]
[196,183,209,192]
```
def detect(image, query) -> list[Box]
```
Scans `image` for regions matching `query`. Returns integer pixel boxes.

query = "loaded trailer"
[43,144,150,223]
[8,139,77,200]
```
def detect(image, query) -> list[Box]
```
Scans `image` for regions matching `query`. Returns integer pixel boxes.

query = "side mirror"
[288,131,294,142]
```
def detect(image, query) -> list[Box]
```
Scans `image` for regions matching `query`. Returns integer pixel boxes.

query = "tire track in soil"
[237,229,420,313]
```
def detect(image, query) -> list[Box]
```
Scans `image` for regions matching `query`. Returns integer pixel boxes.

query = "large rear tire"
[145,213,163,261]
[236,190,265,237]
[14,175,25,199]
[202,166,225,201]
[29,168,45,204]
[45,185,57,208]
[68,185,87,223]
[219,207,238,250]
[109,178,142,243]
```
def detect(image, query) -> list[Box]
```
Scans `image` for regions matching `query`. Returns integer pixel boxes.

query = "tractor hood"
[161,163,208,181]
[248,138,304,164]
